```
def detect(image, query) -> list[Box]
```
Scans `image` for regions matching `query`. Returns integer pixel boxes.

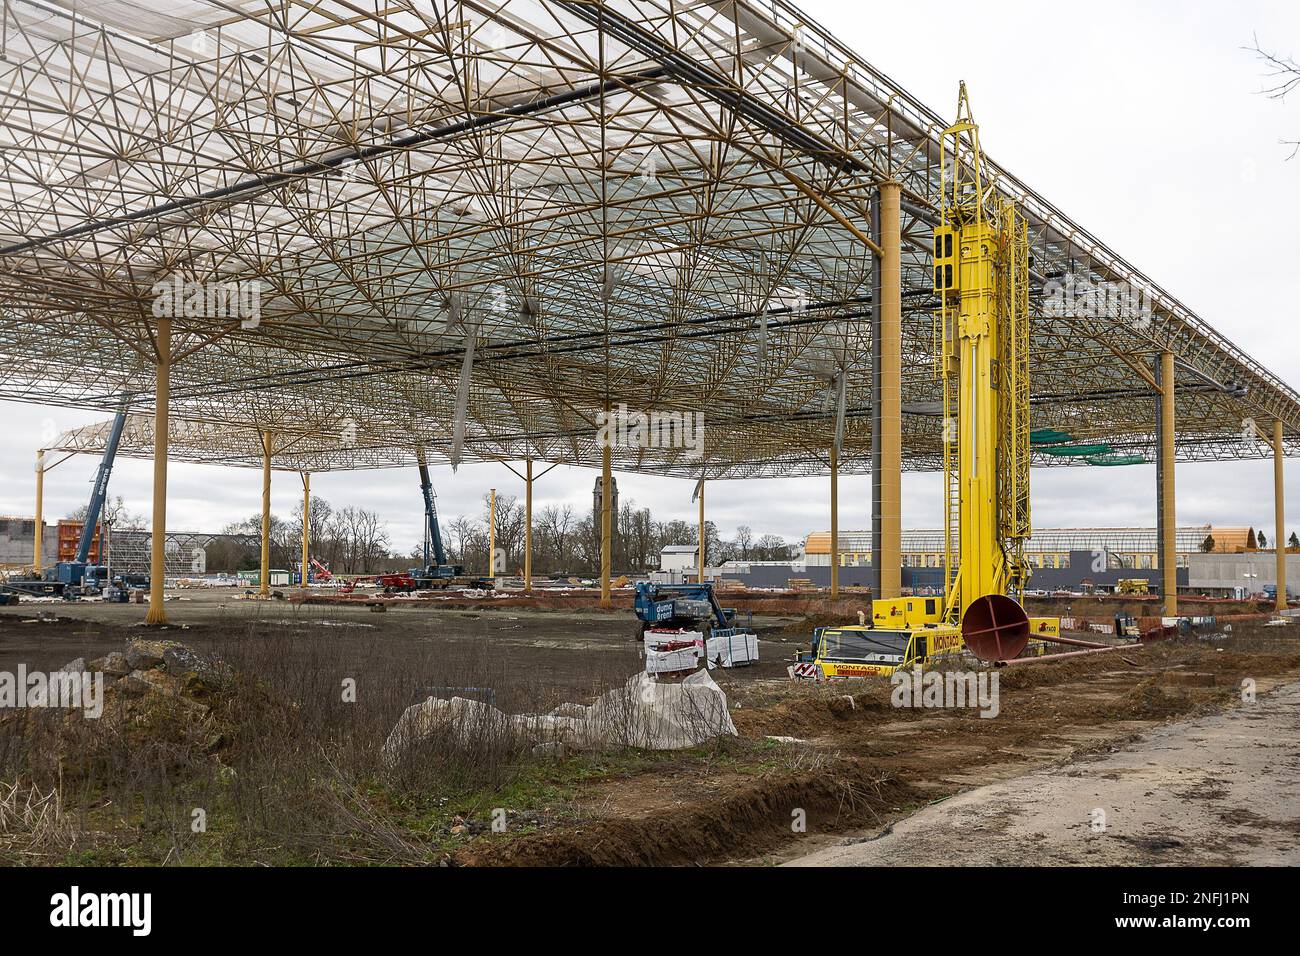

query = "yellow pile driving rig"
[797,84,1059,680]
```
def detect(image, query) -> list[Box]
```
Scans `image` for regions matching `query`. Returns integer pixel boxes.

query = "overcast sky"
[2,0,1299,554]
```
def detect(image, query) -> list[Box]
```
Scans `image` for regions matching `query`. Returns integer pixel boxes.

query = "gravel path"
[787,681,1300,866]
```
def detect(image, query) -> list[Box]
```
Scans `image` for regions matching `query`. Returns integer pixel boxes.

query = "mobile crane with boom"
[1,408,132,601]
[341,451,492,593]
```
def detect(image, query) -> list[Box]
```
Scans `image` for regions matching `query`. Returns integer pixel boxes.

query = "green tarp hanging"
[1038,444,1113,457]
[1085,454,1146,466]
[1029,428,1074,445]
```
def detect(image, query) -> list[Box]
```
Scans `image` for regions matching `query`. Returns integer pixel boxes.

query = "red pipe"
[1041,633,1111,650]
[1000,644,1137,667]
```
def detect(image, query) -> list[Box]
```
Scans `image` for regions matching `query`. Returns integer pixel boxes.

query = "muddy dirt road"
[787,681,1300,866]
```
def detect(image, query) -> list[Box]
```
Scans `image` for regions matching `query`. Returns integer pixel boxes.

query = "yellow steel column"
[146,317,170,626]
[259,431,272,598]
[698,480,706,585]
[33,450,45,573]
[830,447,839,598]
[1159,351,1177,616]
[524,458,533,594]
[879,180,903,599]
[489,488,497,577]
[301,472,311,587]
[1274,420,1287,612]
[600,447,612,606]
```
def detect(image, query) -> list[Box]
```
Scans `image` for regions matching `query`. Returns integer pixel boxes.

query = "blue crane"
[407,451,492,589]
[56,407,129,589]
[1,408,129,600]
[417,459,448,568]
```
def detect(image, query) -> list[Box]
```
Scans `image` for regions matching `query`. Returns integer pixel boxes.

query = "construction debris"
[0,639,239,779]
[383,669,737,763]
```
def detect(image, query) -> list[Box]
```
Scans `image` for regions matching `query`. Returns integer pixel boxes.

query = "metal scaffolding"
[107,530,259,576]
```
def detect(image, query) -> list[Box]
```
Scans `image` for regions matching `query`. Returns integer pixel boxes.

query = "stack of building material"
[706,631,759,668]
[643,629,703,675]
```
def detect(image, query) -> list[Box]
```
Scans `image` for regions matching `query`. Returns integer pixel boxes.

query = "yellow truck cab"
[806,622,964,679]
[792,596,1057,680]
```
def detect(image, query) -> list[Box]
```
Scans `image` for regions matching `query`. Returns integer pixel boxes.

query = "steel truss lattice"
[1,0,1296,478]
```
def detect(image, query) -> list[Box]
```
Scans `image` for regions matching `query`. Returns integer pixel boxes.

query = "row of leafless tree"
[441,494,796,577]
[219,497,392,574]
[71,492,797,577]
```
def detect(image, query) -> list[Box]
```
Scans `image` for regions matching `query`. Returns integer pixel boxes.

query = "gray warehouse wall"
[722,551,1189,594]
[0,520,57,567]
[1187,553,1300,597]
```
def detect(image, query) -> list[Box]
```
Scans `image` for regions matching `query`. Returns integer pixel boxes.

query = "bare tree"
[536,503,575,572]
[483,493,526,573]
[621,503,655,571]
[67,494,145,531]
[575,514,602,573]
[349,508,390,572]
[657,519,695,546]
[735,525,753,561]
[224,512,295,567]
[446,514,480,566]
[754,533,791,561]
[290,495,334,568]
[322,506,390,573]
[1249,34,1300,157]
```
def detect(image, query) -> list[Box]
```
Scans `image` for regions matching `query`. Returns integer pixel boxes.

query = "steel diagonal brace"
[450,303,478,472]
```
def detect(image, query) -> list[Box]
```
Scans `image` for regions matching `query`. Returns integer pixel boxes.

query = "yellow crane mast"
[796,84,1055,680]
[935,82,1033,638]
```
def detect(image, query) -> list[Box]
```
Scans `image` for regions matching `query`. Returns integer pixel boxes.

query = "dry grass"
[0,611,640,865]
[0,779,73,861]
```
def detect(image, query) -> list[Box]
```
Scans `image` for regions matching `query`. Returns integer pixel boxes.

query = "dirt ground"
[787,679,1300,866]
[453,628,1300,866]
[0,589,805,702]
[1,588,1296,867]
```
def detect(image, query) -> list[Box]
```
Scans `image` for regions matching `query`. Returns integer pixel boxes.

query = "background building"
[805,526,1268,572]
[658,544,698,573]
[648,527,1293,597]
[1186,553,1300,599]
[592,475,618,527]
[0,516,56,568]
[0,518,257,576]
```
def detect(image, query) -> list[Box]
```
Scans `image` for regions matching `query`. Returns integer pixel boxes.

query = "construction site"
[0,0,1297,904]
